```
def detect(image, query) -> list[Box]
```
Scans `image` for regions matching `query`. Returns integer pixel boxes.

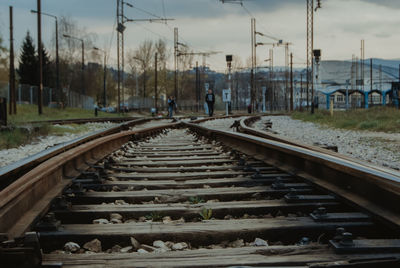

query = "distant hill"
[366,58,400,70]
[315,59,398,86]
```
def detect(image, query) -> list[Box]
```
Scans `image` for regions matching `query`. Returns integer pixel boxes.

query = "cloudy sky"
[1,0,400,71]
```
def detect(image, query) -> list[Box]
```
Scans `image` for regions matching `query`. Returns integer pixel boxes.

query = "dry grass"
[291,107,400,133]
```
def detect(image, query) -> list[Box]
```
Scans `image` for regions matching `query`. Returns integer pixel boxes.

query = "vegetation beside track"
[292,107,400,133]
[0,104,129,150]
[0,123,101,150]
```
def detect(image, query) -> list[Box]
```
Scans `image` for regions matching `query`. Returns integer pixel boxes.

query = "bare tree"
[127,40,154,98]
[58,16,98,95]
[154,39,169,102]
[0,34,8,82]
[177,45,194,101]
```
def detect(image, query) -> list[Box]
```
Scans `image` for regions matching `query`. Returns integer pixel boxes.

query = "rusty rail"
[2,118,400,247]
[0,118,156,191]
[26,116,138,125]
[184,121,400,231]
[0,122,179,239]
[0,115,239,191]
[239,116,400,179]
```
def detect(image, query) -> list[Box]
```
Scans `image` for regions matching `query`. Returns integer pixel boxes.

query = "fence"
[64,88,94,109]
[0,82,94,109]
[126,97,198,112]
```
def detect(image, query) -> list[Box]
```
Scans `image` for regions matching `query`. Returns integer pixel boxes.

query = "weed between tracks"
[199,208,213,220]
[292,107,400,133]
[188,196,205,204]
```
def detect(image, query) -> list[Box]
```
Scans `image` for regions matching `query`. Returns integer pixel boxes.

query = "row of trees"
[1,16,117,105]
[0,15,267,110]
[125,39,196,104]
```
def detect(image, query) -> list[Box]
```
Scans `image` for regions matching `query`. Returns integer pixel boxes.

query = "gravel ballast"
[254,116,400,170]
[0,122,119,168]
[199,117,247,131]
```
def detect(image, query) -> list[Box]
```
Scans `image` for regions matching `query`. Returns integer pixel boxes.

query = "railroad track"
[1,120,400,267]
[27,117,139,125]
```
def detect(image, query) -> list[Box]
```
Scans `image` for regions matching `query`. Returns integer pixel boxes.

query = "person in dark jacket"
[168,96,175,118]
[205,89,215,117]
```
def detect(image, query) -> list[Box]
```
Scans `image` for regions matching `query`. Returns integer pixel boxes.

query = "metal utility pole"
[55,18,59,104]
[174,27,178,101]
[117,0,123,112]
[37,0,43,115]
[300,73,303,109]
[117,0,173,112]
[370,58,373,92]
[306,0,313,112]
[290,53,293,111]
[306,0,321,112]
[313,49,321,113]
[285,43,289,110]
[361,39,365,92]
[379,64,382,92]
[195,61,199,112]
[351,55,355,92]
[32,10,60,104]
[226,55,233,116]
[154,52,158,112]
[275,41,292,111]
[269,48,274,111]
[9,6,16,115]
[250,18,256,112]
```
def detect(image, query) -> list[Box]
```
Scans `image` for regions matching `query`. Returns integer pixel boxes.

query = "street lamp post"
[154,53,158,113]
[226,55,232,116]
[31,10,59,104]
[63,34,85,96]
[36,0,43,115]
[94,47,107,107]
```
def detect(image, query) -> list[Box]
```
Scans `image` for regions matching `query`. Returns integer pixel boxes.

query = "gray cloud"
[360,0,400,9]
[374,32,392,38]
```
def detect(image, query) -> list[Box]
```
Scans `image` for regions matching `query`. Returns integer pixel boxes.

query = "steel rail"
[26,116,139,125]
[3,118,400,240]
[0,118,153,191]
[238,116,400,179]
[0,115,236,191]
[183,122,400,231]
[190,114,248,124]
[0,122,179,239]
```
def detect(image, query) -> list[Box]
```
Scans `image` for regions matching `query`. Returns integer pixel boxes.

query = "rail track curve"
[1,116,400,267]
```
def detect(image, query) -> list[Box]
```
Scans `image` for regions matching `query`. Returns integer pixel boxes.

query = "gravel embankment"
[0,122,119,168]
[0,118,193,168]
[254,116,400,170]
[131,119,177,130]
[199,117,247,131]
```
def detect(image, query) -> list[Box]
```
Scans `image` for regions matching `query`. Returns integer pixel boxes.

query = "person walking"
[205,89,215,117]
[168,96,175,118]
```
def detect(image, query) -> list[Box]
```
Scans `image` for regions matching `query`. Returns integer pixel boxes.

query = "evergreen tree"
[17,32,54,87]
[17,32,38,85]
[41,45,53,87]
